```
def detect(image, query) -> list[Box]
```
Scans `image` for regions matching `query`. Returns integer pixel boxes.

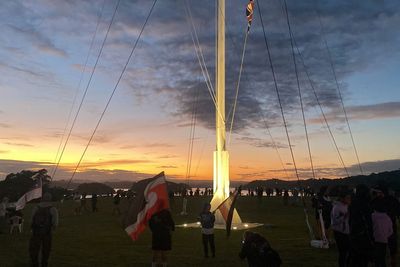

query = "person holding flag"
[123,172,174,267]
[214,187,241,237]
[16,172,42,211]
[149,208,175,267]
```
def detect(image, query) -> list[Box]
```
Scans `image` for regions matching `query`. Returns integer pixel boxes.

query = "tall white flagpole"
[211,0,242,225]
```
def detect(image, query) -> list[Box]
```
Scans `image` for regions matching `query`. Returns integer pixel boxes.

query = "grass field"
[0,196,366,266]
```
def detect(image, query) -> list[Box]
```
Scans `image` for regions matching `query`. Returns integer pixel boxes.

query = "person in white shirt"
[331,188,351,267]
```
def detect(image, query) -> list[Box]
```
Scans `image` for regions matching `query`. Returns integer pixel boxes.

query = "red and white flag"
[123,172,170,241]
[246,0,255,32]
[214,187,241,236]
[16,174,42,210]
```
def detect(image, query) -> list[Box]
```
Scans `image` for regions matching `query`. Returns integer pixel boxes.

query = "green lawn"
[0,196,360,266]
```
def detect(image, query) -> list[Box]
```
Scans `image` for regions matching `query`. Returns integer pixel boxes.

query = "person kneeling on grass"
[149,209,175,267]
[239,231,281,267]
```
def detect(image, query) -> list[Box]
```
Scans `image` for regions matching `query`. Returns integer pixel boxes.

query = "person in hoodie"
[372,192,394,267]
[29,192,59,267]
[331,188,351,267]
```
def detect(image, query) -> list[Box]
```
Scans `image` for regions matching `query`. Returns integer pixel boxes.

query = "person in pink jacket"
[372,201,393,267]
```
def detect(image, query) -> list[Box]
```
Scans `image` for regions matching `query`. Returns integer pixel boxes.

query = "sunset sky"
[0,0,399,183]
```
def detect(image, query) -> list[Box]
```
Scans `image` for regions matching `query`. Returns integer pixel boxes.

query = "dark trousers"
[29,233,52,267]
[202,234,215,257]
[334,231,350,267]
[374,242,387,267]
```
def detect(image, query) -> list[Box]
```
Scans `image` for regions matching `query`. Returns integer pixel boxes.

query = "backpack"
[199,212,215,229]
[32,206,52,234]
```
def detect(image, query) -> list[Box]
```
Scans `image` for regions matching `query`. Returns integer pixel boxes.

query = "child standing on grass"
[198,203,216,258]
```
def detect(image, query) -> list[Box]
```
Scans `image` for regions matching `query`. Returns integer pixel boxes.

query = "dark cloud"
[106,0,400,134]
[267,158,400,179]
[0,159,50,179]
[0,123,11,128]
[0,159,165,182]
[143,143,175,148]
[158,154,178,159]
[157,165,178,169]
[119,142,174,149]
[310,101,400,123]
[5,24,67,58]
[2,0,397,133]
[119,144,137,150]
[351,159,400,174]
[79,159,152,168]
[238,136,287,149]
[0,61,44,78]
[4,142,34,147]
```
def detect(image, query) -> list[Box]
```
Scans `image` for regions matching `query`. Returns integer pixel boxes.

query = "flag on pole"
[246,0,255,32]
[214,187,241,236]
[16,173,42,210]
[123,171,170,241]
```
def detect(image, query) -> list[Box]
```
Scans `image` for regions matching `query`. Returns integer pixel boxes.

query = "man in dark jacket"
[29,192,58,267]
[348,184,373,267]
[149,209,175,267]
[198,203,215,258]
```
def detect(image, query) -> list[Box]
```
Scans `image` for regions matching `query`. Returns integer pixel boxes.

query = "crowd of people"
[1,182,399,266]
[147,202,281,267]
[313,183,399,267]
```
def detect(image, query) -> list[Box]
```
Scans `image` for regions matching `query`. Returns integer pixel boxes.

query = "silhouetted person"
[313,186,332,241]
[198,203,215,258]
[113,193,121,215]
[348,184,373,267]
[283,190,289,206]
[78,193,88,214]
[29,192,58,267]
[91,193,98,212]
[149,209,175,267]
